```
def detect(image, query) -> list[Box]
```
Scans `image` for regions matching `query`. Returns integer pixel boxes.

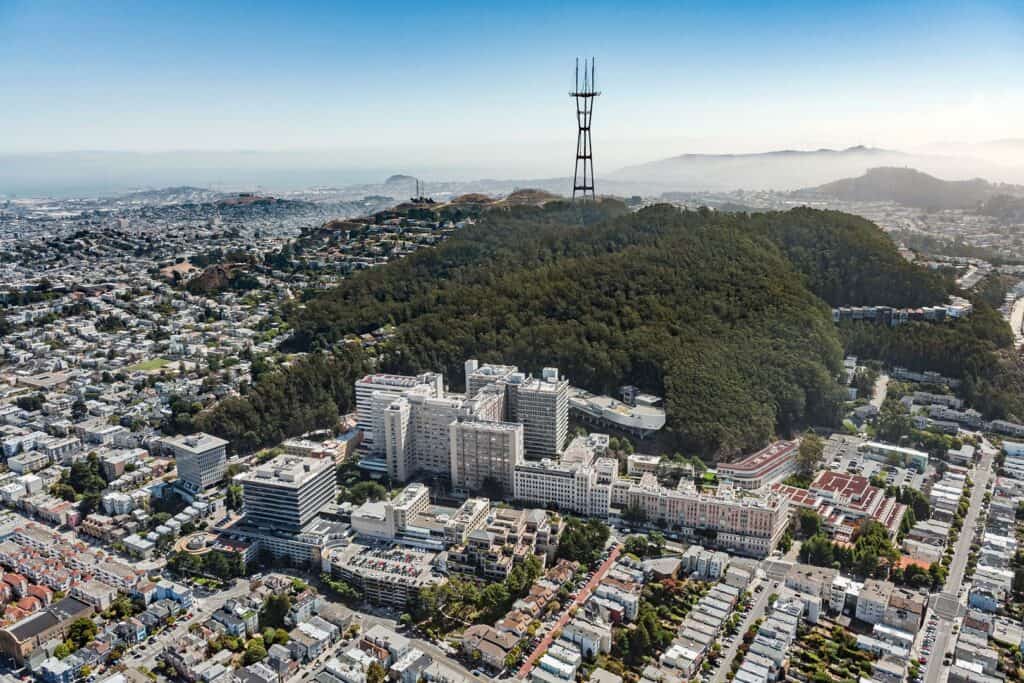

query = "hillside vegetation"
[839,302,1023,420]
[282,201,949,457]
[811,166,1024,212]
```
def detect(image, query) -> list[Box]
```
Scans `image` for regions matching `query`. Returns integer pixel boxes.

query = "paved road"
[516,544,622,679]
[710,541,799,683]
[921,446,994,683]
[943,447,993,594]
[710,583,770,683]
[124,578,252,672]
[870,373,890,409]
[1010,297,1024,348]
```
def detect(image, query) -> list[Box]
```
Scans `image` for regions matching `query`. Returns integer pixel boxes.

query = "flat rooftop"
[357,373,437,389]
[328,542,442,587]
[719,440,797,474]
[165,432,228,454]
[235,455,332,489]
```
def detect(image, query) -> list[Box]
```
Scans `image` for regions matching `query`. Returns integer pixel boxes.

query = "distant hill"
[217,193,287,207]
[610,145,1024,192]
[808,167,1024,211]
[610,146,910,191]
[498,188,560,206]
[113,186,225,205]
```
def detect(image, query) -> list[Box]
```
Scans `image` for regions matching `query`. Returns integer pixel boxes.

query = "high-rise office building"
[383,385,505,482]
[164,433,228,494]
[355,373,444,455]
[449,420,523,495]
[465,360,570,457]
[515,368,569,456]
[234,455,337,532]
[465,359,519,400]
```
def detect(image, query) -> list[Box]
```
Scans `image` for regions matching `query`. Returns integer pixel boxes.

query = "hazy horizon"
[2,0,1023,195]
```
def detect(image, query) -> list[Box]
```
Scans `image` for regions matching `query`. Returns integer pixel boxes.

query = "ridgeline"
[272,201,952,457]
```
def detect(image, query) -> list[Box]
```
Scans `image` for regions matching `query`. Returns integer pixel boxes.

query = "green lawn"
[128,357,171,372]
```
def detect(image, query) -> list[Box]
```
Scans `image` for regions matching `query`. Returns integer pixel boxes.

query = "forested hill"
[283,201,950,457]
[808,167,1018,211]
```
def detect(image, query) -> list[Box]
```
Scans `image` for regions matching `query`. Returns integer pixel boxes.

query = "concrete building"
[859,442,929,472]
[443,498,491,545]
[350,483,431,541]
[514,368,569,456]
[355,372,444,455]
[513,434,615,517]
[164,433,228,494]
[449,420,523,496]
[856,579,894,625]
[465,360,518,399]
[785,564,838,604]
[235,455,336,533]
[717,441,798,490]
[620,477,790,558]
[0,597,94,665]
[381,383,505,482]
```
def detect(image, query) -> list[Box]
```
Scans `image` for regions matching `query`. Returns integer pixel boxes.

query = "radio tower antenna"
[570,57,600,201]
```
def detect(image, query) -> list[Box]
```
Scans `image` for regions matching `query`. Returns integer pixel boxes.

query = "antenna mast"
[570,57,601,201]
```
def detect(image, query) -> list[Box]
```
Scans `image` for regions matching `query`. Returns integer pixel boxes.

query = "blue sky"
[1,0,1023,174]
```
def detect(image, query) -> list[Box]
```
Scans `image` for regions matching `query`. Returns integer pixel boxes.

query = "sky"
[1,0,1023,181]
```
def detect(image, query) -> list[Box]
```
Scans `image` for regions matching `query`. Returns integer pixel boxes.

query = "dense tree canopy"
[199,201,959,457]
[840,300,1021,420]
[195,350,368,454]
[557,517,611,566]
[285,203,943,456]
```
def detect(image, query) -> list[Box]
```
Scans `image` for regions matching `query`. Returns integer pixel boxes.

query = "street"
[921,444,995,683]
[710,541,801,683]
[870,372,890,409]
[123,578,252,672]
[709,583,771,683]
[516,543,622,679]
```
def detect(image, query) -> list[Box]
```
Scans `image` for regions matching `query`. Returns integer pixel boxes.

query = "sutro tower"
[570,57,600,201]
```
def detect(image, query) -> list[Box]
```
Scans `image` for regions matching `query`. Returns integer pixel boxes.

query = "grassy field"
[128,357,171,372]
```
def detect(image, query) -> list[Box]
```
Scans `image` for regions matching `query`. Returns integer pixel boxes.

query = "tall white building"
[234,455,337,532]
[164,433,228,494]
[449,420,524,496]
[465,360,569,457]
[382,385,506,482]
[355,373,444,455]
[355,361,568,488]
[465,359,519,399]
[513,434,614,516]
[515,368,569,456]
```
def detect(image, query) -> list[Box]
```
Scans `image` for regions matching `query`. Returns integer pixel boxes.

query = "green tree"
[799,534,834,567]
[556,517,610,565]
[876,401,912,443]
[796,432,824,477]
[344,481,387,506]
[259,593,291,629]
[366,662,387,683]
[797,509,822,538]
[67,617,98,649]
[226,484,243,511]
[243,638,268,665]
